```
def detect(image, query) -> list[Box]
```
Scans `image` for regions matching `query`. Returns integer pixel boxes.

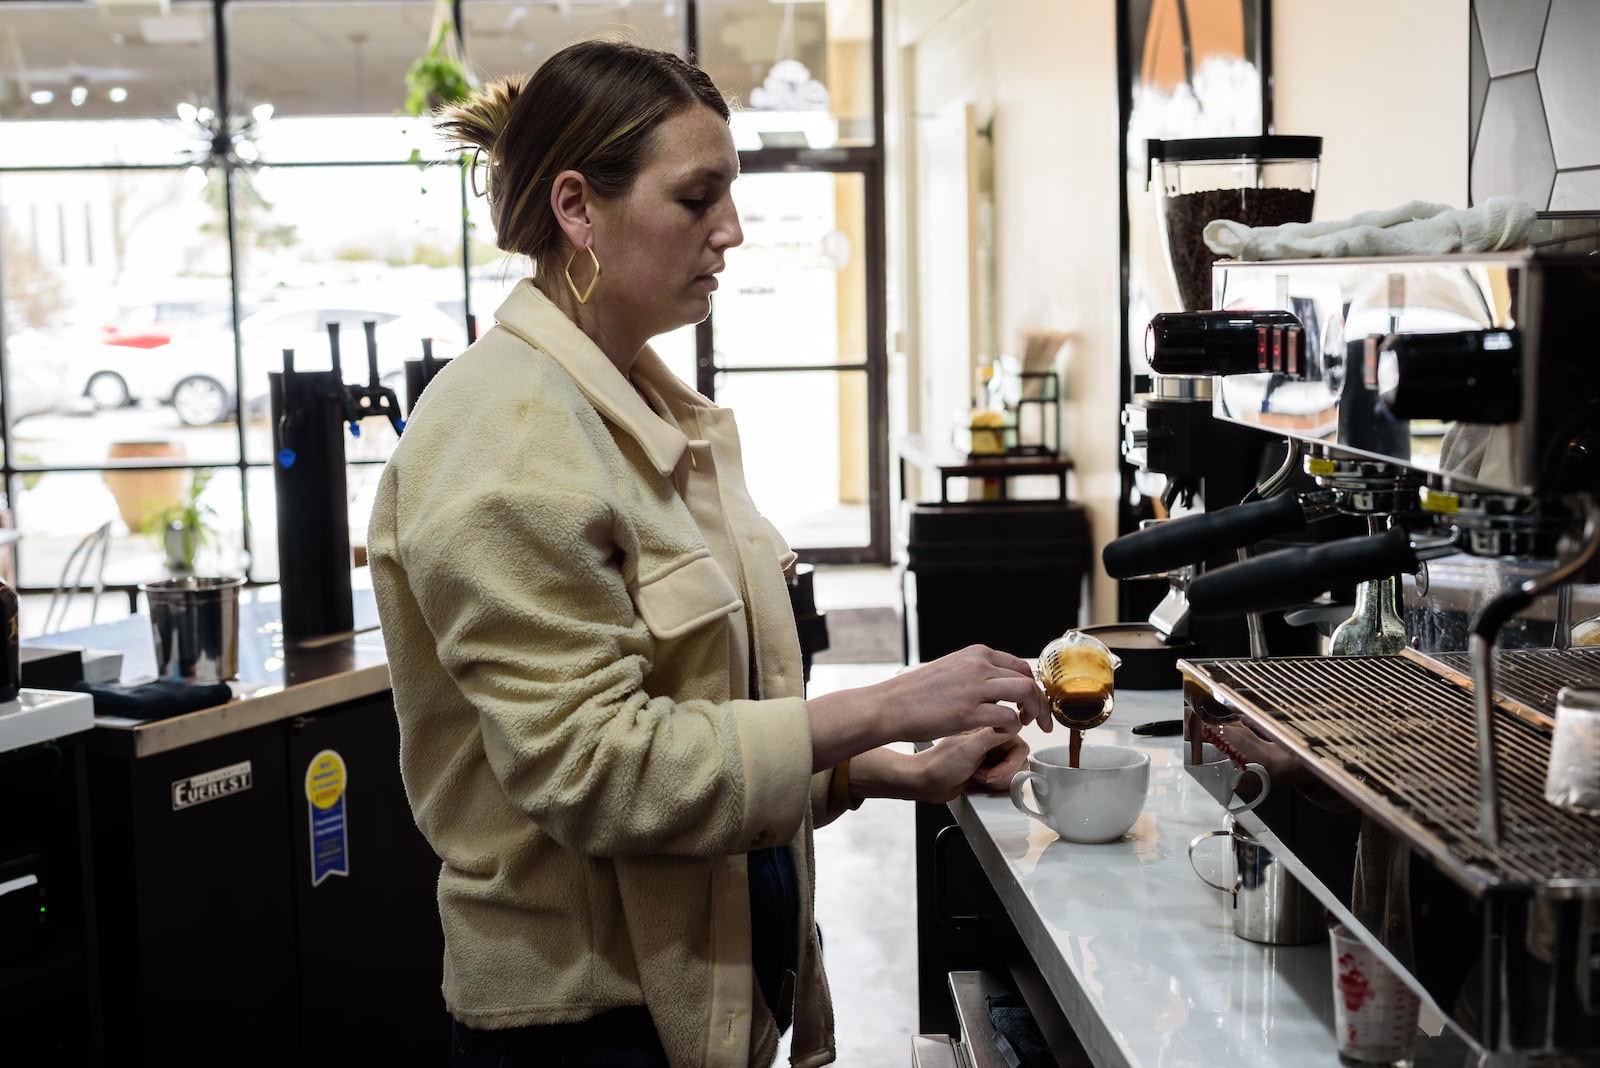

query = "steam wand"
[1467,498,1600,848]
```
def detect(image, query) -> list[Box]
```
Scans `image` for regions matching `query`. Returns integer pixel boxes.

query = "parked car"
[98,299,233,350]
[67,298,467,426]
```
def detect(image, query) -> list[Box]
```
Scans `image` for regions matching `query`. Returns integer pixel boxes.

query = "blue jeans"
[451,1007,669,1067]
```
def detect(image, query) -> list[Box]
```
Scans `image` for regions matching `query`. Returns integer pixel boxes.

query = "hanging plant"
[404,19,474,118]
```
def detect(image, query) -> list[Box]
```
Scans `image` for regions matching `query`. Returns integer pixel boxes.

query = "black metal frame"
[0,0,893,595]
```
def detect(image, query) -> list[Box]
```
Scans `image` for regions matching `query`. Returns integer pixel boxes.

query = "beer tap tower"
[270,321,405,643]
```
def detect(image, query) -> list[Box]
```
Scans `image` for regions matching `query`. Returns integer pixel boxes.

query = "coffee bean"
[1163,187,1315,310]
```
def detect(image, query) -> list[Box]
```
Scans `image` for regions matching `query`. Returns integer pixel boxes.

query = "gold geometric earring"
[564,246,601,305]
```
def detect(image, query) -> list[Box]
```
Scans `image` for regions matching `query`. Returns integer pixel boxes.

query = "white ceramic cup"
[1189,741,1271,815]
[1010,744,1150,843]
[1330,922,1421,1065]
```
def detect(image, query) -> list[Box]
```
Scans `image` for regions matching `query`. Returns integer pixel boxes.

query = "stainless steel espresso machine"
[1150,240,1600,1063]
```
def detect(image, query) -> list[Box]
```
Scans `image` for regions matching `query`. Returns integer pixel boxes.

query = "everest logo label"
[171,761,254,810]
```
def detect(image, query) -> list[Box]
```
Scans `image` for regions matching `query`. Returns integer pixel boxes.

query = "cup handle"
[1225,762,1271,815]
[1187,829,1240,895]
[1010,771,1050,822]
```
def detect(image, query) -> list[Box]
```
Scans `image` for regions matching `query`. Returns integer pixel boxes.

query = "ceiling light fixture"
[108,86,128,103]
[30,89,54,105]
[70,84,89,107]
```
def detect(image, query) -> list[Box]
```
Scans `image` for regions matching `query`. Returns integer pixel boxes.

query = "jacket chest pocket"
[631,549,743,641]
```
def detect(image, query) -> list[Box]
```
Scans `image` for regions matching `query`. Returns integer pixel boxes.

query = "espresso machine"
[1154,239,1600,1062]
[270,321,406,642]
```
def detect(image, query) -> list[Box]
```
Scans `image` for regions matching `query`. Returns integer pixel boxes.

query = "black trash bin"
[904,501,1091,662]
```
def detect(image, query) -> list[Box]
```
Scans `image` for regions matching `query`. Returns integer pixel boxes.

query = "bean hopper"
[1160,236,1600,1063]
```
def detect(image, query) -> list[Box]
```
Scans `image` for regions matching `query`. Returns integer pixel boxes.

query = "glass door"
[697,168,883,561]
[692,0,887,563]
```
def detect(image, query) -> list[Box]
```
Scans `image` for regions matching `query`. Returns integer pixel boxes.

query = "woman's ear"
[550,168,594,250]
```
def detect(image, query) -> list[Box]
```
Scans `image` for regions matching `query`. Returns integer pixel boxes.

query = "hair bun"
[436,74,526,158]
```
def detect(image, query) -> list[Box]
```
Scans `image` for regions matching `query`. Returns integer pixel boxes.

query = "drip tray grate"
[1182,651,1600,889]
[1429,646,1600,719]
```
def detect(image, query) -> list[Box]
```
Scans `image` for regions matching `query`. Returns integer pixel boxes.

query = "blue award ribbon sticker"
[305,749,350,886]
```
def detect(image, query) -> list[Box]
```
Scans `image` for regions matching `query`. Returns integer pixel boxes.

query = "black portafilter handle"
[1186,524,1419,619]
[1146,309,1303,376]
[1102,494,1310,579]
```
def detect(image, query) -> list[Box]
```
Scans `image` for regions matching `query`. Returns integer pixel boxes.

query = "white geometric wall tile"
[1473,0,1551,75]
[1537,0,1600,169]
[1471,71,1555,209]
[1550,168,1600,211]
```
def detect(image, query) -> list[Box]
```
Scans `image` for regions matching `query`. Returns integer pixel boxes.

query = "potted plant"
[145,468,217,575]
[403,14,473,118]
[104,440,190,534]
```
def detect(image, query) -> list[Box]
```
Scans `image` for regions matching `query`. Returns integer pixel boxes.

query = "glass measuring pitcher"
[1037,629,1123,730]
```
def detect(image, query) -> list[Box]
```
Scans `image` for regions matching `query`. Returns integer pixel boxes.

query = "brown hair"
[437,39,729,285]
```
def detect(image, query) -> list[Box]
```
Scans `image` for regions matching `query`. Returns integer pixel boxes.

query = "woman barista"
[369,38,1051,1068]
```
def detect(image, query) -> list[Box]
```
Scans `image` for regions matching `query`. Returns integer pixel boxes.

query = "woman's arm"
[844,728,1031,805]
[804,644,1051,773]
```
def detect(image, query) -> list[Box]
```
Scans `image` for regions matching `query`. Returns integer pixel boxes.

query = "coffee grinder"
[270,321,405,643]
[1101,137,1328,685]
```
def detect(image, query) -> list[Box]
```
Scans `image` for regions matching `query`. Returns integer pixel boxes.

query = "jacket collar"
[492,279,706,478]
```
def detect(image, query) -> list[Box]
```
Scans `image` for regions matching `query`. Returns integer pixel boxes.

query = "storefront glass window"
[0,0,885,621]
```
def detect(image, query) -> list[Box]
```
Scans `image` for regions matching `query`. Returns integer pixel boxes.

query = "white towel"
[1203,197,1537,260]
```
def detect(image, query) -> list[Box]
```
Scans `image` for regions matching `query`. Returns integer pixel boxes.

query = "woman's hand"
[808,644,1048,773]
[847,728,1031,805]
[879,645,1052,741]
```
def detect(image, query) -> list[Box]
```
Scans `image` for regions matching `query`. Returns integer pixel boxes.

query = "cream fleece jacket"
[369,281,848,1067]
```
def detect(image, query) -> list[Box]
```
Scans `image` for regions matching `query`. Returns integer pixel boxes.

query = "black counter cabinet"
[38,592,447,1066]
[2,728,105,1064]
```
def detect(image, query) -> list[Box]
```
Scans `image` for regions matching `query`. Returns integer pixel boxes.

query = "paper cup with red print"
[1330,923,1421,1066]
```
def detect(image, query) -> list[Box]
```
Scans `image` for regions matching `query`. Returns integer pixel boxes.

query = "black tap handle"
[466,314,478,344]
[282,347,295,375]
[378,384,406,435]
[363,320,380,387]
[1102,494,1308,578]
[421,337,436,378]
[1187,525,1418,618]
[326,322,343,382]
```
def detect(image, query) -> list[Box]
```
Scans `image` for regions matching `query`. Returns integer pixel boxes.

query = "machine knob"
[1145,310,1303,375]
[1375,329,1522,424]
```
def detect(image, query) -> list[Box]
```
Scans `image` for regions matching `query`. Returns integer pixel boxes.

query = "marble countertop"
[29,584,390,759]
[951,687,1473,1068]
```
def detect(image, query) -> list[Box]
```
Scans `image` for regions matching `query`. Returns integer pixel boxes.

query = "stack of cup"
[1330,923,1421,1066]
